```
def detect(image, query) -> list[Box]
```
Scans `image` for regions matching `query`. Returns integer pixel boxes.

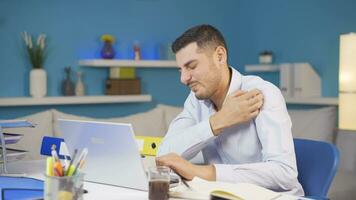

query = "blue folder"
[0,176,44,200]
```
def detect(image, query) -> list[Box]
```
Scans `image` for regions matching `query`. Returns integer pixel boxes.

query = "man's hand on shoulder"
[210,89,264,136]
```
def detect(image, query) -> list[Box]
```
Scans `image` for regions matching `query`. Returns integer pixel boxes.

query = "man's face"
[176,42,222,100]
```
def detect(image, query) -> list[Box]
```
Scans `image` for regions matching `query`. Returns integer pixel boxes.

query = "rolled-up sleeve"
[157,93,216,159]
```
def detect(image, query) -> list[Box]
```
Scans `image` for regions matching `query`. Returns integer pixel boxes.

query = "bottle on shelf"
[61,66,75,96]
[75,71,85,96]
[133,41,141,60]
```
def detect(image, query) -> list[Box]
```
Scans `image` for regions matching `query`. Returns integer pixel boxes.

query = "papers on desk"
[0,148,27,162]
[0,120,35,128]
[0,133,23,144]
[169,177,281,200]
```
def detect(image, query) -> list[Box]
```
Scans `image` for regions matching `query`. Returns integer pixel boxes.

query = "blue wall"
[237,0,356,97]
[1,0,355,119]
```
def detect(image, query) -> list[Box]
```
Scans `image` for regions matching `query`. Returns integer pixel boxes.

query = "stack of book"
[106,67,141,95]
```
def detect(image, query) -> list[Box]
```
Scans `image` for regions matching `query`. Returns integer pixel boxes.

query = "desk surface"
[3,159,309,200]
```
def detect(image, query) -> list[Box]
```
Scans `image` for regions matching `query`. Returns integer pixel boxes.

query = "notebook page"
[169,177,281,200]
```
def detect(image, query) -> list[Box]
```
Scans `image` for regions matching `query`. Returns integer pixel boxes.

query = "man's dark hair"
[171,24,228,55]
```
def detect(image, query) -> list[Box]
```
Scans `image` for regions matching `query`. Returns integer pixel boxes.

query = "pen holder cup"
[44,173,85,200]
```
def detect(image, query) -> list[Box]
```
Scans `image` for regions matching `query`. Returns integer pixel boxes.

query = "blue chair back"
[294,138,339,198]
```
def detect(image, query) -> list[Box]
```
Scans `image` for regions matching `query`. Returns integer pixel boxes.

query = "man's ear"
[214,46,227,65]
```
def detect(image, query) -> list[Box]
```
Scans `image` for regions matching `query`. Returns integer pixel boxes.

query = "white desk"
[4,160,310,200]
[4,160,149,200]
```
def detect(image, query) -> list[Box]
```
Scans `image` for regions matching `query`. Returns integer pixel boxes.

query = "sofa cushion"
[288,106,337,143]
[6,110,53,160]
[157,104,183,129]
[53,107,166,137]
[108,107,166,137]
[53,110,95,137]
[328,170,356,200]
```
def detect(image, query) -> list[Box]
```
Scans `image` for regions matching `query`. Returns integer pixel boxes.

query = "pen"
[51,145,59,162]
[60,142,71,171]
[63,155,70,175]
[72,148,88,176]
[181,177,191,190]
[66,149,78,176]
[51,145,60,176]
[78,152,88,169]
[54,167,62,177]
[171,170,191,190]
[54,161,63,176]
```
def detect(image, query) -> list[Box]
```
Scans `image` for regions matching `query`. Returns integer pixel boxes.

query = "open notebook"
[169,177,281,200]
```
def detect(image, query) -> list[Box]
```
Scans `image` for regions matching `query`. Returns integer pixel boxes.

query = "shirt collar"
[226,67,242,97]
[203,66,242,108]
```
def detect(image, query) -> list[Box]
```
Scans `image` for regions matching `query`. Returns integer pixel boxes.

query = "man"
[156,24,304,196]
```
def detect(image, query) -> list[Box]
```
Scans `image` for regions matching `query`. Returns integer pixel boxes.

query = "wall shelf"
[79,59,177,68]
[245,64,279,72]
[0,95,152,107]
[285,97,338,106]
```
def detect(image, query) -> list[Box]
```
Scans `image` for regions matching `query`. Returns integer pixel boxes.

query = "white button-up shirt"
[158,67,304,196]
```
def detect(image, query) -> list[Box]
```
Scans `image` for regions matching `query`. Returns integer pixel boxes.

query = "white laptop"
[58,119,148,191]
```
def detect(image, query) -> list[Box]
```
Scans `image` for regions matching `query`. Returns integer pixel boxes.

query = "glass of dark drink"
[148,166,170,200]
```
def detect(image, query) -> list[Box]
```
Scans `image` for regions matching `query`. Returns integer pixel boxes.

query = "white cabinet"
[244,62,336,105]
[279,63,294,98]
[280,63,321,98]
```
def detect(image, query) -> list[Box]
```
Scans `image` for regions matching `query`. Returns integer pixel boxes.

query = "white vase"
[30,68,47,98]
[75,71,85,96]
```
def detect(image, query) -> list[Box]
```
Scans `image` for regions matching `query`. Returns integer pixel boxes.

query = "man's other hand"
[156,153,216,181]
[156,153,196,180]
[210,89,264,135]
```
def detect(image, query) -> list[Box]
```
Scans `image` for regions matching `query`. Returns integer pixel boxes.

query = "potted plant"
[21,31,48,98]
